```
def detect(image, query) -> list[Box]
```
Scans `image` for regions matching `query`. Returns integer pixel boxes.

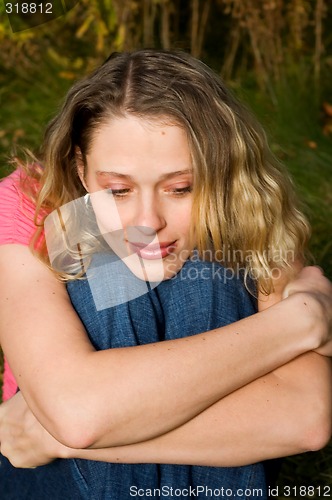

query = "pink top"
[0,169,41,400]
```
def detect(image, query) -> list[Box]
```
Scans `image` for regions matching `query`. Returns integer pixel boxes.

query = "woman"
[0,50,331,499]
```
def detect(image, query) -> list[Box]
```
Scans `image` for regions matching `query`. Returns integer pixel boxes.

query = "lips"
[128,240,177,260]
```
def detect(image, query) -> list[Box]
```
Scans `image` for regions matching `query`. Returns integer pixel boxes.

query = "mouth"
[127,240,177,260]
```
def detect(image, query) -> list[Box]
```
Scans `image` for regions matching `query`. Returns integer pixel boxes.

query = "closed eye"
[168,186,192,196]
[106,188,131,198]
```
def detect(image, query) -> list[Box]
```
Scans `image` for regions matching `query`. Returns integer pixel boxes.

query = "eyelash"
[169,186,192,197]
[106,186,192,199]
[106,188,130,198]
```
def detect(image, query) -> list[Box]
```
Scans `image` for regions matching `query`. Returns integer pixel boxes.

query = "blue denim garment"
[0,257,266,499]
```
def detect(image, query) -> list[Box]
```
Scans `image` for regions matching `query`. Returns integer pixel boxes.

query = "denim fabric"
[0,257,266,499]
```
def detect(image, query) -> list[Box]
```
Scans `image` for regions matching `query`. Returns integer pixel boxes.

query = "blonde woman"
[0,50,331,499]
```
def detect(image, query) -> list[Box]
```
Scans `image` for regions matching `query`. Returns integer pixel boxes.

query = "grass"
[235,78,332,280]
[0,64,332,496]
[238,80,332,493]
[0,62,74,176]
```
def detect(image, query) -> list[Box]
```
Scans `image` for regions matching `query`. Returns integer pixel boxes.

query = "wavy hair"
[22,49,309,292]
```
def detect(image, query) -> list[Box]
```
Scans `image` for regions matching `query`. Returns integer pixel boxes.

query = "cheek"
[115,205,134,228]
[173,202,192,234]
[89,192,124,234]
[166,212,191,243]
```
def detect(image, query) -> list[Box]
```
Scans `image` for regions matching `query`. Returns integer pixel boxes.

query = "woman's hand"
[0,392,65,468]
[283,266,332,356]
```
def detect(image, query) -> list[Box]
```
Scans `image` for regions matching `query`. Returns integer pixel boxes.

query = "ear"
[75,147,89,192]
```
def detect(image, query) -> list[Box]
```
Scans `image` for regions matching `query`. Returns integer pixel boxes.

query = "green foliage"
[236,71,332,280]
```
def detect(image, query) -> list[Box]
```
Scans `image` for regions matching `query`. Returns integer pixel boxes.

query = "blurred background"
[0,0,331,496]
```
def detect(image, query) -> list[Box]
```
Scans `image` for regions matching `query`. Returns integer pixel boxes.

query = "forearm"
[0,246,324,449]
[1,352,330,469]
[74,297,320,449]
[61,352,332,465]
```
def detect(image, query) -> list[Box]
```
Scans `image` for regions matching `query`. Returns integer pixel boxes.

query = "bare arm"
[64,353,332,465]
[1,352,330,468]
[0,245,329,450]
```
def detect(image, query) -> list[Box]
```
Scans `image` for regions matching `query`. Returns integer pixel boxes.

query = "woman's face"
[80,115,193,281]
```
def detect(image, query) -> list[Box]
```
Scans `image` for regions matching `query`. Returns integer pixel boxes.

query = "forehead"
[86,115,192,175]
[89,115,187,145]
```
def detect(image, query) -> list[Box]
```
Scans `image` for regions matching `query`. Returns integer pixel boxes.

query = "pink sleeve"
[0,169,38,400]
[0,169,38,246]
[2,359,18,402]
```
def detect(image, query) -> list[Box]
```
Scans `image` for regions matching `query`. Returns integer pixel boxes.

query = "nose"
[132,194,166,235]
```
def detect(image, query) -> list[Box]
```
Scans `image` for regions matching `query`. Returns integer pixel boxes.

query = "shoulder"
[0,169,38,246]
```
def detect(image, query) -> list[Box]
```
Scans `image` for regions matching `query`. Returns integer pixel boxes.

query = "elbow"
[53,420,98,450]
[296,399,332,453]
[291,354,332,453]
[42,397,106,450]
[302,411,332,452]
[40,394,134,449]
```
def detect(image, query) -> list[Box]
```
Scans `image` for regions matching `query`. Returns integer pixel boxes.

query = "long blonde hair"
[22,49,309,292]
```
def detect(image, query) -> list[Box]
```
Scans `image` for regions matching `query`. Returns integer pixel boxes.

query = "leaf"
[306,140,318,150]
[323,102,332,118]
[75,14,95,39]
[13,129,25,140]
[96,19,108,53]
[72,57,84,69]
[58,71,77,80]
[47,48,70,68]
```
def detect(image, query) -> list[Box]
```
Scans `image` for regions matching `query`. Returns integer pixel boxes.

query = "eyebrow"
[96,169,193,181]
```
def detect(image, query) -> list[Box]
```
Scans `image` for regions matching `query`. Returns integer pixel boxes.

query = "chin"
[121,253,166,283]
[124,255,186,283]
